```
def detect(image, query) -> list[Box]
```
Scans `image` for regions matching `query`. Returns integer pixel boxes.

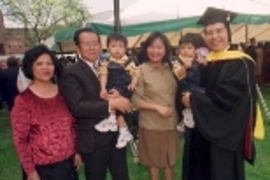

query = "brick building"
[0,11,30,55]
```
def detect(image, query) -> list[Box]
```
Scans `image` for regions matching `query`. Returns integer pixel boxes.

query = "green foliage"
[0,0,90,46]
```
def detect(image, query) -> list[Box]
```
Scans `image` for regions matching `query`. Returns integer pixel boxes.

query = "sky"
[82,0,138,13]
[4,0,138,27]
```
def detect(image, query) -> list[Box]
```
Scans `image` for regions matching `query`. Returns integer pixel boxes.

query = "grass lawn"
[0,87,269,180]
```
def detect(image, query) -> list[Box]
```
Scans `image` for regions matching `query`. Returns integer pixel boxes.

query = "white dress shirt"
[17,67,32,93]
[78,55,99,77]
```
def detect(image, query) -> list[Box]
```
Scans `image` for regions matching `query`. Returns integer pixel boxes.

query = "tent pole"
[114,0,121,33]
[133,35,144,48]
[245,24,248,43]
[180,31,183,39]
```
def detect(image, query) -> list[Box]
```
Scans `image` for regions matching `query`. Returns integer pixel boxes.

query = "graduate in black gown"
[181,7,257,180]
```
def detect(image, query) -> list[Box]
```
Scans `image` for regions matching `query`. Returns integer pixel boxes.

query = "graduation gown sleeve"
[190,59,256,151]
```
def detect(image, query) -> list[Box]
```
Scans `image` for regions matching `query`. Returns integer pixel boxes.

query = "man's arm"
[60,68,109,119]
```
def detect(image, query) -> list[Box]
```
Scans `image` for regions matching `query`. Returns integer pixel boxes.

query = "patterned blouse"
[98,55,139,77]
[11,88,75,175]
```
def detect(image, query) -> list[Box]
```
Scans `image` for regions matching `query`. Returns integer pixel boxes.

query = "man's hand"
[27,170,40,180]
[100,89,108,99]
[109,96,131,113]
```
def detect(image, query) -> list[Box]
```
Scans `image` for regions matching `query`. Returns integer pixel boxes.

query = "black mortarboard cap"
[198,7,238,42]
[197,7,237,26]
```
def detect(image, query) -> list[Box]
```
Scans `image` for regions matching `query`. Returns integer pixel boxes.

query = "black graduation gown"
[182,57,256,180]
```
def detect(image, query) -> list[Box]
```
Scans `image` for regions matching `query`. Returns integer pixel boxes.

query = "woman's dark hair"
[140,32,172,64]
[22,45,60,80]
[106,32,128,47]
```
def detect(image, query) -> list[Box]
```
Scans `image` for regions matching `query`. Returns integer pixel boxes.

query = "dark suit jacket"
[60,60,113,154]
[0,66,19,110]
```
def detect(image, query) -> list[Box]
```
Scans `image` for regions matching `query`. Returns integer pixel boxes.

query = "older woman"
[11,45,80,180]
[132,32,181,180]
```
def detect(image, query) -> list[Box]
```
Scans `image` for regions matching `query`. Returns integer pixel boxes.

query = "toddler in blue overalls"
[172,33,207,131]
[95,33,139,148]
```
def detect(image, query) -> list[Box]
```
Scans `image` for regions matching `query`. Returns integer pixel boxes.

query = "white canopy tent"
[118,0,223,24]
[91,0,270,47]
[94,0,270,25]
[54,0,270,51]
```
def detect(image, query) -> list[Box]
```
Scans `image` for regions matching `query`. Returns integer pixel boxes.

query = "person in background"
[11,45,80,180]
[181,7,256,180]
[245,37,257,61]
[230,43,239,50]
[101,49,110,59]
[0,56,20,111]
[58,57,69,68]
[262,42,270,85]
[0,61,6,109]
[60,28,130,180]
[255,42,264,82]
[240,42,247,52]
[132,32,182,180]
[0,60,7,70]
[67,56,76,64]
[126,49,133,57]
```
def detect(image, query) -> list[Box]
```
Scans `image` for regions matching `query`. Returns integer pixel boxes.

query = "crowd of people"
[0,7,266,180]
[243,38,270,84]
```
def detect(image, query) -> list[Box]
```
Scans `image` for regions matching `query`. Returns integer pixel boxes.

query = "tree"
[0,0,90,46]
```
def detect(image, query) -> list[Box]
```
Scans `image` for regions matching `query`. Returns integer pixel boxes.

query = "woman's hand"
[155,105,173,117]
[181,92,191,108]
[27,170,40,180]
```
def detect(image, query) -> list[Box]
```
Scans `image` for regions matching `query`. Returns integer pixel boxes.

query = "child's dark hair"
[106,32,128,47]
[178,33,205,48]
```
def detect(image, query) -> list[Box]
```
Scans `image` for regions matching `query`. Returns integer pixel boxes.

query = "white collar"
[78,54,99,67]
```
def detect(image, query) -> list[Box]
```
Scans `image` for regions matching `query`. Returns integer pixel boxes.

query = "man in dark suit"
[0,56,19,111]
[60,28,130,180]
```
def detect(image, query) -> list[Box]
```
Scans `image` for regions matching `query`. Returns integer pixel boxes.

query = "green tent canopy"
[53,13,270,51]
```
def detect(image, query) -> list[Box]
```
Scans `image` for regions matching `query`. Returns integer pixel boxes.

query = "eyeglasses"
[80,42,100,48]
